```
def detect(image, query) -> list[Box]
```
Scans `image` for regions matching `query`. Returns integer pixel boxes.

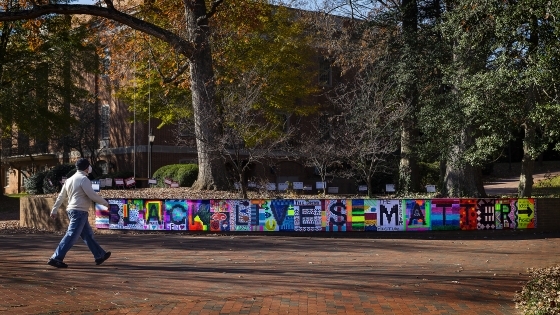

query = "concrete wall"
[20,197,560,233]
[20,197,68,231]
[535,199,560,232]
[20,197,116,234]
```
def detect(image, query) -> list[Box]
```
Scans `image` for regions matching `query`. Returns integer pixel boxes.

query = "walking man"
[48,158,111,268]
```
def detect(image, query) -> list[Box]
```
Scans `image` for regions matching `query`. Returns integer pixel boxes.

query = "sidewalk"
[1,232,559,314]
[484,170,560,196]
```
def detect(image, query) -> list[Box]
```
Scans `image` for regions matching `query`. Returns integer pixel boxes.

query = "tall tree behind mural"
[0,15,97,149]
[111,2,317,197]
[330,68,407,197]
[306,0,451,194]
[436,0,560,197]
[0,0,233,191]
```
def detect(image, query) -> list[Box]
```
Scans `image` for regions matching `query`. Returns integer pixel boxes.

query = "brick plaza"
[1,231,559,314]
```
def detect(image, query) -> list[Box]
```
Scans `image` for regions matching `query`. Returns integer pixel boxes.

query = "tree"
[216,68,295,198]
[330,68,408,198]
[437,0,560,197]
[296,113,344,196]
[304,0,424,192]
[305,0,439,193]
[492,0,560,197]
[0,12,98,167]
[61,100,102,165]
[0,0,230,190]
[397,0,420,193]
[109,1,317,191]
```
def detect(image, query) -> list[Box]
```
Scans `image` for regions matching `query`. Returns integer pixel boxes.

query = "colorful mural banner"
[377,199,403,231]
[431,199,460,231]
[404,199,431,231]
[94,198,537,232]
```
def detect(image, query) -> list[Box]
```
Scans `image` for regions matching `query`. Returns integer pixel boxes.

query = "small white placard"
[164,178,173,185]
[91,180,100,192]
[358,185,368,191]
[266,183,276,191]
[426,185,436,193]
[126,178,135,186]
[385,184,395,192]
[316,182,326,189]
[327,186,339,194]
[303,185,312,191]
[293,182,304,190]
[99,180,106,188]
[278,183,288,191]
[248,182,257,188]
[148,178,157,185]
[170,182,179,188]
[105,178,112,187]
[234,182,241,190]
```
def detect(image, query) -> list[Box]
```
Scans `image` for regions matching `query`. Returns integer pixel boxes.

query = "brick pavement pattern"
[1,232,559,315]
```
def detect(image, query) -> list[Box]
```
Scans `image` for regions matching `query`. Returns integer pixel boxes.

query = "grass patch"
[533,174,560,197]
[6,193,28,198]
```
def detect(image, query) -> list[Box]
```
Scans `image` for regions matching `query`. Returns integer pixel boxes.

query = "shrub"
[152,165,177,187]
[43,163,76,194]
[514,265,560,315]
[153,164,198,187]
[23,170,48,195]
[175,164,198,187]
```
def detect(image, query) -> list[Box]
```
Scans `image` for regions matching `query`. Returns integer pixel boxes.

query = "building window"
[101,104,110,140]
[101,47,111,78]
[318,57,332,87]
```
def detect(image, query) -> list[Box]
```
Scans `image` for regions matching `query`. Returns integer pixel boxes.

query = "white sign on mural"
[91,180,100,192]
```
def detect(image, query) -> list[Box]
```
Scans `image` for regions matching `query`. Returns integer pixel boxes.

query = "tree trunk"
[398,0,420,193]
[186,0,228,190]
[444,127,479,197]
[439,158,446,192]
[366,175,373,198]
[518,15,539,198]
[518,123,535,197]
[399,123,419,192]
[239,171,248,199]
[474,166,487,197]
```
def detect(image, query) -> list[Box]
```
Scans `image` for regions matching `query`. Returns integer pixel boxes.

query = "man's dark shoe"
[47,259,68,268]
[95,251,111,265]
